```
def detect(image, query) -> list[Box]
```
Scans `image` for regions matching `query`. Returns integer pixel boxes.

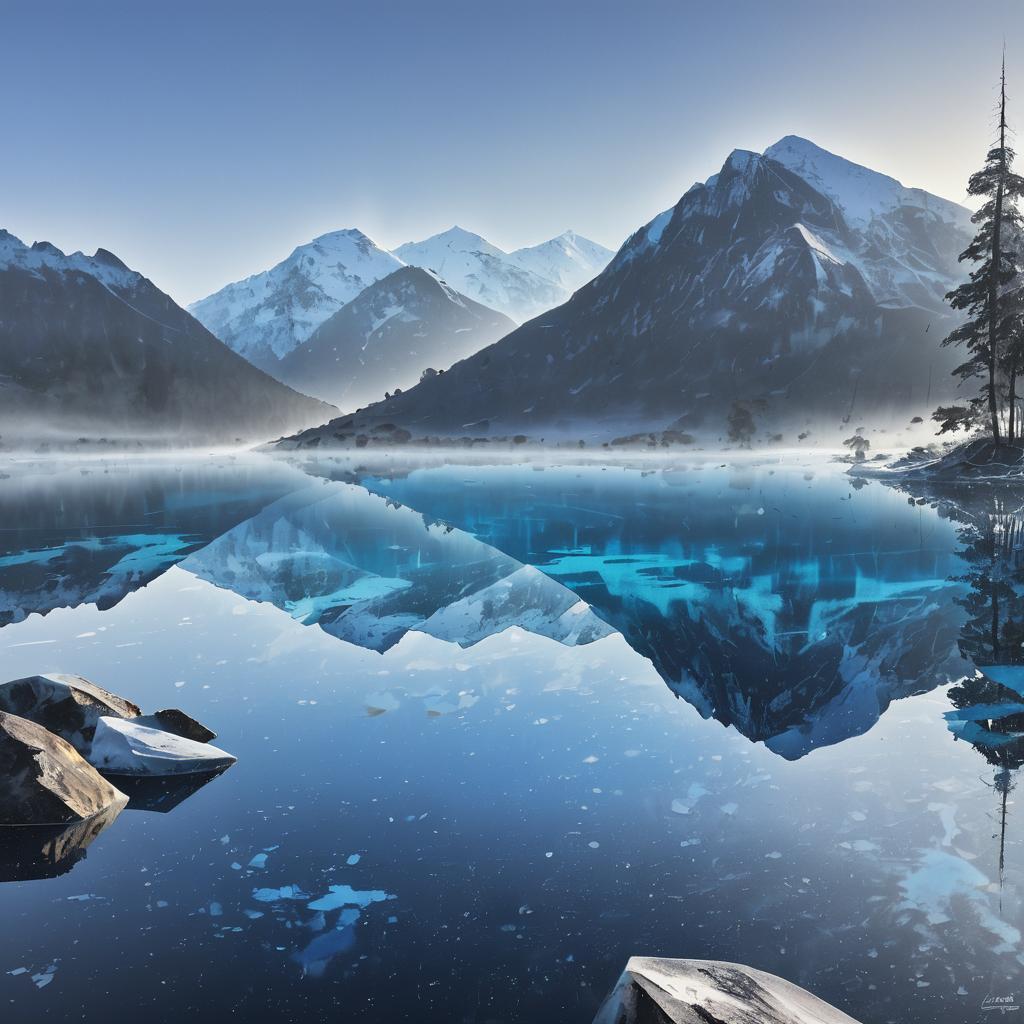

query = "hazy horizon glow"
[3,0,1022,305]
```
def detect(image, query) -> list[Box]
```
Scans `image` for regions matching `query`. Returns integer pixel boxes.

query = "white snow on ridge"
[643,209,673,249]
[764,135,971,232]
[0,230,142,291]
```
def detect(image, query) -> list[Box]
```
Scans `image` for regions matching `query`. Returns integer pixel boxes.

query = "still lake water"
[0,451,1021,1023]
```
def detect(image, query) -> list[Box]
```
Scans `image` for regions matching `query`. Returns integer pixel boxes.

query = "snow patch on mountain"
[791,223,844,266]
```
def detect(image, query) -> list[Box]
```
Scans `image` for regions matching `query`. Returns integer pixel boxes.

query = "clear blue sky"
[3,0,1021,304]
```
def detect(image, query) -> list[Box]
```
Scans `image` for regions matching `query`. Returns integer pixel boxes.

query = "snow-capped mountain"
[394,226,610,323]
[188,229,404,371]
[275,267,515,409]
[0,230,335,445]
[282,137,973,444]
[507,230,613,294]
[189,225,611,375]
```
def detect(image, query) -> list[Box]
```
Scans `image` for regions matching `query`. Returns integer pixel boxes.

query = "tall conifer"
[941,57,1024,443]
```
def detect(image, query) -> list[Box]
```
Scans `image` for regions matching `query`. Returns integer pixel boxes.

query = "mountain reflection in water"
[1,453,1023,1024]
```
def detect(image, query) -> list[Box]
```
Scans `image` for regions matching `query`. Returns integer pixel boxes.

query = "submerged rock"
[0,673,140,756]
[0,711,129,825]
[594,958,860,1024]
[89,716,237,777]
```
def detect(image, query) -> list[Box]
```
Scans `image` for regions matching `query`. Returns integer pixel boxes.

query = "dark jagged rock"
[0,711,128,825]
[0,675,234,777]
[594,958,860,1024]
[0,673,141,756]
[139,709,217,744]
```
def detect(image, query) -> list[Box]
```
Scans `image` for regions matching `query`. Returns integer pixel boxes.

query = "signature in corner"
[982,994,1021,1015]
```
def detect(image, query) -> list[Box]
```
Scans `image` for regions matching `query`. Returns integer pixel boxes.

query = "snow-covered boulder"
[0,673,140,756]
[89,716,236,777]
[0,711,129,825]
[594,958,860,1024]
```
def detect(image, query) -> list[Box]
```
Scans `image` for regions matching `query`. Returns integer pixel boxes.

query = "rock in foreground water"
[90,717,237,776]
[0,712,129,825]
[136,708,217,744]
[0,673,140,756]
[594,958,860,1024]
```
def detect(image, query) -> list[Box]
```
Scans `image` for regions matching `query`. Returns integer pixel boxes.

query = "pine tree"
[941,57,1024,443]
[1001,291,1024,440]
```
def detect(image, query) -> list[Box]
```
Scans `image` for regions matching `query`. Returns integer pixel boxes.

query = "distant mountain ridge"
[0,230,335,445]
[274,266,516,410]
[394,227,612,322]
[277,136,974,446]
[189,226,613,371]
[506,230,615,294]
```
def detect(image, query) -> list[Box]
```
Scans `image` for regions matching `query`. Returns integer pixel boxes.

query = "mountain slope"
[274,267,515,409]
[280,138,973,444]
[394,227,570,323]
[0,231,335,445]
[763,136,970,309]
[188,229,403,371]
